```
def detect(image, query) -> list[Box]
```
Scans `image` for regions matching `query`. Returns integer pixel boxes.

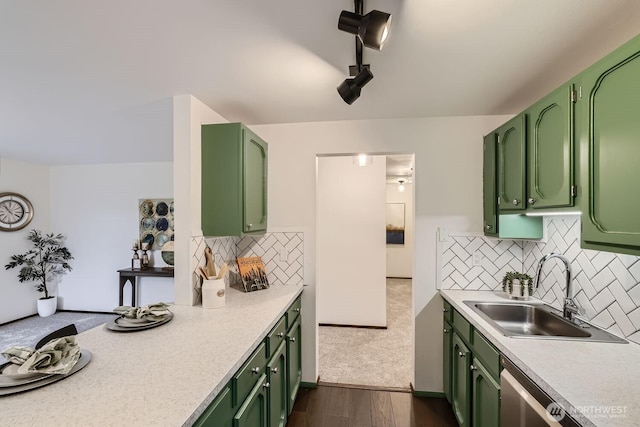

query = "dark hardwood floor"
[287,385,458,427]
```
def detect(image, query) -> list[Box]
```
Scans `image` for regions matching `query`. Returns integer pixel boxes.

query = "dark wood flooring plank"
[389,391,413,427]
[349,388,373,427]
[327,386,352,417]
[371,390,395,427]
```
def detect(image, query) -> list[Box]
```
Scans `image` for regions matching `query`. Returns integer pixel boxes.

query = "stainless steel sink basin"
[463,301,627,343]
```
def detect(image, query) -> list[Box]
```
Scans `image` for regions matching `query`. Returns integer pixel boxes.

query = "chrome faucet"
[535,253,581,322]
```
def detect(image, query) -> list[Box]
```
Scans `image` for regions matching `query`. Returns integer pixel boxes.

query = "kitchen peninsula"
[0,284,303,426]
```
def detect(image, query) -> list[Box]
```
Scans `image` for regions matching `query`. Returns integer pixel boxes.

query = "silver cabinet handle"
[458,352,465,358]
[289,337,296,343]
[251,367,260,374]
[271,367,278,374]
[247,224,253,229]
[263,382,270,389]
[443,328,449,333]
[277,332,284,338]
[442,308,448,312]
[485,224,491,230]
[294,308,300,313]
[528,197,536,205]
[512,199,520,206]
[470,365,477,371]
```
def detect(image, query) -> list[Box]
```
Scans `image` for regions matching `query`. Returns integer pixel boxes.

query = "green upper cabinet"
[483,133,498,236]
[497,114,527,212]
[526,84,576,209]
[580,34,640,254]
[202,123,268,237]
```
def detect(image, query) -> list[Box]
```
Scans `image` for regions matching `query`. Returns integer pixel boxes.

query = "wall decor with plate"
[138,198,174,250]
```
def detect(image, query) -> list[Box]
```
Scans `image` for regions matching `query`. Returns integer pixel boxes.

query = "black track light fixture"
[338,0,392,51]
[336,0,390,104]
[337,66,374,105]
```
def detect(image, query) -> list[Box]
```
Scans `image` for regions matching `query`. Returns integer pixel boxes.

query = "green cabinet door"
[243,127,268,233]
[451,333,472,427]
[471,358,501,427]
[483,133,498,236]
[234,373,268,427]
[580,34,640,254]
[193,385,234,427]
[286,318,302,415]
[267,342,287,427]
[201,123,268,237]
[443,321,453,403]
[498,115,527,212]
[527,84,576,209]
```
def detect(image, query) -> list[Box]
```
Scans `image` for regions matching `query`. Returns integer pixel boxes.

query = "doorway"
[316,153,415,390]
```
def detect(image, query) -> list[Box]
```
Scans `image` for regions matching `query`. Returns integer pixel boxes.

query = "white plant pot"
[37,296,57,317]
[508,280,530,300]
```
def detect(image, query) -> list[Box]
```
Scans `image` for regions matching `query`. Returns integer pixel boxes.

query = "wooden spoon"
[204,246,217,277]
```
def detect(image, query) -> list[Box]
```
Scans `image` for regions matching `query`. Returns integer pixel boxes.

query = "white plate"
[0,350,91,395]
[105,312,173,332]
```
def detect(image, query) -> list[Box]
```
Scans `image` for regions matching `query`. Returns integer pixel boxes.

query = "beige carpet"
[319,278,413,390]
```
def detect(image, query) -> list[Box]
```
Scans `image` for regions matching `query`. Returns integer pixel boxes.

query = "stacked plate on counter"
[105,312,173,332]
[0,350,92,396]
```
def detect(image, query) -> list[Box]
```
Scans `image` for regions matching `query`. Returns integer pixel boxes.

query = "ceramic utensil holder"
[202,278,226,309]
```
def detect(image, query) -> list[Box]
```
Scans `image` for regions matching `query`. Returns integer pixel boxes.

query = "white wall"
[49,163,174,311]
[0,158,50,323]
[386,182,414,278]
[253,115,511,390]
[172,95,228,305]
[317,156,387,327]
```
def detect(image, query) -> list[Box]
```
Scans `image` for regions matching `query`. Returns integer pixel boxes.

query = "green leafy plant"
[502,271,534,296]
[5,230,73,299]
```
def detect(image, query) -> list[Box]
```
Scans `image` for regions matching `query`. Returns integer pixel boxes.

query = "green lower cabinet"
[194,385,234,427]
[267,342,287,427]
[286,318,302,415]
[471,358,501,427]
[451,333,472,427]
[443,321,453,403]
[234,373,268,427]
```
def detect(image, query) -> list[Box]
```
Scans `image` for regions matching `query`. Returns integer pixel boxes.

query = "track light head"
[337,67,374,104]
[338,9,392,50]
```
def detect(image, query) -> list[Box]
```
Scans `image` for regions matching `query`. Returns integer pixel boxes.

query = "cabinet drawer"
[443,300,453,323]
[286,296,302,329]
[266,316,287,358]
[452,310,472,344]
[233,341,267,405]
[472,330,501,380]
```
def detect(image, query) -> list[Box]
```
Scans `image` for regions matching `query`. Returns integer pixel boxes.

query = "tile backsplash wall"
[439,234,523,291]
[523,217,640,344]
[200,232,304,288]
[439,217,640,345]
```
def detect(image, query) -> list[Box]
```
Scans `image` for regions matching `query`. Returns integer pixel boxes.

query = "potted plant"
[5,229,73,317]
[502,271,534,299]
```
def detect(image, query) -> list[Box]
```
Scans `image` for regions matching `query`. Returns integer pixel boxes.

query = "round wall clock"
[0,192,34,232]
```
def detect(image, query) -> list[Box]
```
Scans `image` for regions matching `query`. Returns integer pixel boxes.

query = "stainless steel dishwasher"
[501,357,580,427]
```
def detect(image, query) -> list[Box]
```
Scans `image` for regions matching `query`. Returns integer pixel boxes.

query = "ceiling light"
[338,5,392,51]
[337,67,374,105]
[398,179,406,192]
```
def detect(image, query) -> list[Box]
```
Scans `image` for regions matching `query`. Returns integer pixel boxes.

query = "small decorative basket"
[502,272,534,300]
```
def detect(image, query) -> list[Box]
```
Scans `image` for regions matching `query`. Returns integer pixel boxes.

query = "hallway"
[319,278,413,390]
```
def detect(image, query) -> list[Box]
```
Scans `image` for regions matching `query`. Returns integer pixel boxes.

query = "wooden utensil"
[204,246,217,277]
[197,266,209,281]
[217,262,229,280]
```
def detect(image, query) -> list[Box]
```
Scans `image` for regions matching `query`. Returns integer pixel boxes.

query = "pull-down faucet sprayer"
[535,253,580,322]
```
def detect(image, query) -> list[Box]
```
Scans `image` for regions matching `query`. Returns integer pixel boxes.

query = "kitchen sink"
[463,301,627,343]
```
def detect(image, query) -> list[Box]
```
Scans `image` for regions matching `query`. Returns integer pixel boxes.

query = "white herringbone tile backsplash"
[440,234,523,291]
[439,218,640,345]
[202,232,304,288]
[524,217,640,345]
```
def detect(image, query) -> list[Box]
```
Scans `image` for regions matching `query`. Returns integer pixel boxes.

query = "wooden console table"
[117,267,174,306]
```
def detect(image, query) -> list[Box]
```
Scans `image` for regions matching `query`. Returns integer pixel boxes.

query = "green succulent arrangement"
[502,271,534,297]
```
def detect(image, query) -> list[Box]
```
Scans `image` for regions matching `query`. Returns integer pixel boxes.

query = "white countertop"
[0,284,303,427]
[441,290,640,427]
